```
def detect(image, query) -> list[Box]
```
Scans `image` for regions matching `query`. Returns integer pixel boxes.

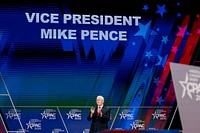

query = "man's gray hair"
[96,95,104,101]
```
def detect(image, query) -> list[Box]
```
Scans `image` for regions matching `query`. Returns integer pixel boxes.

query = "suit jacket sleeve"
[101,107,111,121]
[87,112,92,121]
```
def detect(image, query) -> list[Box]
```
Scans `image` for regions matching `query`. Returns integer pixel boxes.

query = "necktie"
[97,106,101,116]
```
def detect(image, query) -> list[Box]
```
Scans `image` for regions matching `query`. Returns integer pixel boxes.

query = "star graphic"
[145,51,153,59]
[134,21,157,43]
[185,31,190,36]
[144,63,148,67]
[130,122,137,130]
[171,46,178,54]
[66,111,72,119]
[143,4,149,11]
[156,55,163,66]
[26,121,33,129]
[177,2,180,6]
[153,77,160,85]
[155,4,167,17]
[132,42,136,45]
[177,13,181,17]
[5,111,12,119]
[156,96,164,105]
[177,26,187,37]
[161,36,168,44]
[197,29,200,34]
[152,110,159,119]
[155,55,168,67]
[179,73,192,99]
[119,111,126,119]
[41,111,48,119]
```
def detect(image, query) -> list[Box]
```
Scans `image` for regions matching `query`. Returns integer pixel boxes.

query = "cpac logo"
[152,110,166,120]
[130,122,145,130]
[26,121,41,130]
[66,111,81,120]
[119,111,133,120]
[41,110,56,119]
[179,73,200,100]
[5,111,20,119]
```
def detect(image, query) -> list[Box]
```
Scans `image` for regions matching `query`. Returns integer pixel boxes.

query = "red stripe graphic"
[144,15,190,129]
[157,16,200,129]
[165,15,200,109]
[165,15,200,107]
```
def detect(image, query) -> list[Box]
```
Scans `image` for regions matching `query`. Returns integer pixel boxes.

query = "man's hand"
[90,107,95,117]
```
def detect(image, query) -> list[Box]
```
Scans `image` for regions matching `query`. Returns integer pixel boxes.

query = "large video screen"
[0,0,199,132]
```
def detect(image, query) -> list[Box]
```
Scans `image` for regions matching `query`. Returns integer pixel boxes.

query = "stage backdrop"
[0,0,199,132]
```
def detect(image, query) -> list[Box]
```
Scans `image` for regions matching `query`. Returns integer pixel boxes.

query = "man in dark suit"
[87,95,111,133]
